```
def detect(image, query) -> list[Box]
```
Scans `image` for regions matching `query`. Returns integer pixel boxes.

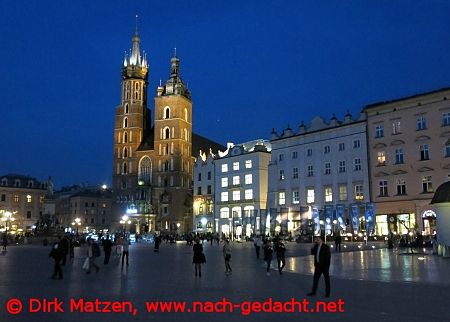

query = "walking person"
[49,240,63,279]
[254,235,262,259]
[59,235,69,266]
[275,240,286,275]
[192,238,206,277]
[122,238,130,268]
[263,239,274,276]
[2,234,8,252]
[86,238,100,274]
[154,235,160,252]
[334,233,342,252]
[102,235,113,265]
[307,236,331,298]
[223,239,232,275]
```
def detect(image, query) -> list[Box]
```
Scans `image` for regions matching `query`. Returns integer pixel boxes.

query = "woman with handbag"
[192,238,206,277]
[223,239,232,275]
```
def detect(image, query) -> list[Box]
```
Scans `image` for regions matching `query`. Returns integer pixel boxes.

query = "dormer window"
[1,179,7,186]
[15,179,21,187]
[28,181,34,188]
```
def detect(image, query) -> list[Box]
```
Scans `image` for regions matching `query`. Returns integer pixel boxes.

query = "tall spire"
[160,49,191,99]
[122,15,148,80]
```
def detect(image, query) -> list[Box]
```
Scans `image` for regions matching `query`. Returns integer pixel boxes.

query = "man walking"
[307,236,331,298]
[122,237,130,268]
[103,235,113,265]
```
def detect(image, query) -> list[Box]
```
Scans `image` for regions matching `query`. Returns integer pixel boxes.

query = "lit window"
[221,164,228,173]
[245,160,252,168]
[354,184,364,200]
[220,208,230,219]
[245,189,253,200]
[324,186,333,202]
[233,191,240,201]
[245,174,252,185]
[233,176,240,185]
[306,189,315,204]
[278,192,286,205]
[221,192,229,202]
[292,191,300,204]
[27,195,32,203]
[324,162,331,175]
[279,170,285,181]
[233,162,239,171]
[221,177,228,188]
[377,151,386,166]
[14,195,19,203]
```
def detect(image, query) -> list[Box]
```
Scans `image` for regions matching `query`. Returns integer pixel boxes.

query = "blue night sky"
[1,0,450,188]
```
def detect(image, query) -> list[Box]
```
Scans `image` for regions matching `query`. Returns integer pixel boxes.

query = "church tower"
[112,26,150,216]
[152,52,193,232]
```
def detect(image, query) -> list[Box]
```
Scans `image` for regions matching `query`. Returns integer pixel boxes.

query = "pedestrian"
[275,240,286,275]
[254,235,262,259]
[192,238,206,277]
[334,233,342,252]
[154,235,160,252]
[59,235,69,266]
[102,235,113,265]
[223,239,232,275]
[86,238,100,274]
[122,238,130,268]
[2,234,8,251]
[116,236,123,257]
[263,239,273,276]
[307,236,331,298]
[49,241,63,279]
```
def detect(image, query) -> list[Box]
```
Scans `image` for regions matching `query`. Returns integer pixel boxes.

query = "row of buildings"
[193,88,450,238]
[2,28,448,239]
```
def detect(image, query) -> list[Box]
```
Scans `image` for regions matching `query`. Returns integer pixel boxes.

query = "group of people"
[48,234,131,280]
[191,235,331,297]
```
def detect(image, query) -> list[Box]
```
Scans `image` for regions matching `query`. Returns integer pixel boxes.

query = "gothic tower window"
[164,127,170,139]
[123,147,128,158]
[123,117,128,128]
[134,83,139,99]
[164,106,171,119]
[124,103,129,114]
[126,82,131,99]
[123,162,128,174]
[124,131,128,143]
[138,156,152,184]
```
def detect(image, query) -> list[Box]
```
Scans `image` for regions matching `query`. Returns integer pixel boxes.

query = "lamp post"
[71,217,81,235]
[121,215,131,235]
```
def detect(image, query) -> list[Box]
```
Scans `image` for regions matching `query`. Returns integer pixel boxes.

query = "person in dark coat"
[334,233,342,252]
[275,240,286,275]
[102,235,113,265]
[49,241,63,279]
[308,236,331,297]
[59,235,69,266]
[263,239,274,276]
[192,238,206,277]
[2,234,8,251]
[154,235,161,252]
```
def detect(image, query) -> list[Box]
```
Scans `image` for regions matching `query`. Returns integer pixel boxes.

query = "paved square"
[0,241,448,322]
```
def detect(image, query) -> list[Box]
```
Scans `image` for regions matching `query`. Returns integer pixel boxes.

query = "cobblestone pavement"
[0,241,448,322]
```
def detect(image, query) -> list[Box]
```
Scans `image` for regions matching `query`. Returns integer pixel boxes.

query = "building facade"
[112,29,223,234]
[213,140,271,239]
[268,112,370,237]
[365,87,450,236]
[0,174,48,234]
[193,152,215,233]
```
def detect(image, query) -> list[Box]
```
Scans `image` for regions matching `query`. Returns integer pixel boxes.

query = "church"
[112,28,224,234]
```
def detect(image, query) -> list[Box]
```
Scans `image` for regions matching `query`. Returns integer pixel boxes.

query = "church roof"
[430,181,450,204]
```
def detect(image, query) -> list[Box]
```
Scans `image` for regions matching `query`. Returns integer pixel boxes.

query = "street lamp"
[121,215,131,235]
[71,217,81,234]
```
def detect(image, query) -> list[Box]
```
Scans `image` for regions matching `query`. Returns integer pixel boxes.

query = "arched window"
[164,127,170,139]
[123,162,128,174]
[123,117,128,128]
[124,132,128,143]
[124,103,129,114]
[138,157,152,185]
[123,147,128,158]
[126,82,131,99]
[164,106,171,119]
[134,82,139,99]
